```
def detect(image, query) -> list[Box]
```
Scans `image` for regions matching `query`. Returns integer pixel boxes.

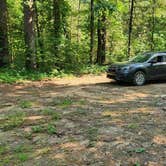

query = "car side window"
[151,56,164,63]
[164,56,166,62]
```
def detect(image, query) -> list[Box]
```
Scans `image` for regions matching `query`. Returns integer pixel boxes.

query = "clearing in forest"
[0,75,166,166]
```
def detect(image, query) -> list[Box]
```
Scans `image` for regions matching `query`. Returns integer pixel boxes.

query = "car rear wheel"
[133,71,146,86]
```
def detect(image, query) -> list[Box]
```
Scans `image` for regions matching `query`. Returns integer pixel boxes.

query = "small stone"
[162,107,166,111]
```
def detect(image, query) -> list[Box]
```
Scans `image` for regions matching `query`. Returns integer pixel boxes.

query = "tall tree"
[151,0,156,51]
[34,0,44,57]
[0,0,9,66]
[53,0,61,57]
[23,0,36,70]
[96,0,115,65]
[96,11,106,65]
[77,0,81,43]
[127,0,134,57]
[90,0,94,64]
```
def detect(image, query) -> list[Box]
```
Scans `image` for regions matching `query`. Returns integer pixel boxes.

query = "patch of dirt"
[0,74,166,166]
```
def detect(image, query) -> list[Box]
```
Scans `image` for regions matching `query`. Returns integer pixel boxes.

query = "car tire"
[133,71,146,86]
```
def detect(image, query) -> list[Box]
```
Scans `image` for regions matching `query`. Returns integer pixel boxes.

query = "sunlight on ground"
[153,135,166,145]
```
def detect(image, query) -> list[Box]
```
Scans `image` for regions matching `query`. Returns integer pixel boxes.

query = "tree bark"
[97,11,106,65]
[53,0,61,57]
[34,0,44,57]
[151,0,155,51]
[23,0,36,70]
[77,0,81,43]
[90,0,94,64]
[0,0,9,67]
[128,0,134,57]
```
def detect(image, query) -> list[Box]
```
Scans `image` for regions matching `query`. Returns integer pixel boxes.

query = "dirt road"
[0,75,166,166]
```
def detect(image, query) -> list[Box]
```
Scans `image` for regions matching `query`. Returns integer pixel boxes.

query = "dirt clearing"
[0,75,166,166]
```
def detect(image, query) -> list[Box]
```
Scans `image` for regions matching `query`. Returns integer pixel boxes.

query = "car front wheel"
[133,71,146,86]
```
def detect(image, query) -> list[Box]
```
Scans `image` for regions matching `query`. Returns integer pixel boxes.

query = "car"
[107,52,166,86]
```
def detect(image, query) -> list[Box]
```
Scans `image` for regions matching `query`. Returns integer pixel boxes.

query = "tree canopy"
[0,0,165,72]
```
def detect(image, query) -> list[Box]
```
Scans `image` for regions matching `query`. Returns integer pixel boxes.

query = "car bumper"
[107,72,133,82]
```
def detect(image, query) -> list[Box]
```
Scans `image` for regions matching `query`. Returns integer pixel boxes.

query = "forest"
[0,1,166,165]
[0,0,166,81]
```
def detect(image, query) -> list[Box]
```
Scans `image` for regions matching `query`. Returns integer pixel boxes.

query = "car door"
[163,55,166,78]
[148,55,165,79]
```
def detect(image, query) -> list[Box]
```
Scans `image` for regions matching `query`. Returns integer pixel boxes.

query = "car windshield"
[129,53,152,63]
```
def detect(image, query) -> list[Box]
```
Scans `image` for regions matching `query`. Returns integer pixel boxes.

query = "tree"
[95,0,115,65]
[151,0,156,51]
[23,0,36,70]
[53,0,61,57]
[96,10,106,65]
[127,0,134,57]
[0,0,9,66]
[90,0,94,64]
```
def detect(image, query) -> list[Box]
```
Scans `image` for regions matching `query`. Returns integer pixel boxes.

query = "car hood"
[109,62,143,68]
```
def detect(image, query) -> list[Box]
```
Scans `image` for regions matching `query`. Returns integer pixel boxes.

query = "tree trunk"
[34,0,44,57]
[128,0,134,57]
[23,0,36,70]
[53,0,61,57]
[151,0,155,51]
[90,0,94,64]
[0,0,9,67]
[77,0,81,43]
[97,11,106,65]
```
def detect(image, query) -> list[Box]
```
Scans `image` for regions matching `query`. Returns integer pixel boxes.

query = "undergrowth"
[0,65,107,83]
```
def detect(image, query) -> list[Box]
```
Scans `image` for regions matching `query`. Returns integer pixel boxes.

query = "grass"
[47,124,57,135]
[20,101,32,109]
[41,108,61,120]
[127,123,139,129]
[0,145,8,155]
[0,111,26,131]
[87,127,98,147]
[0,65,107,83]
[52,97,73,107]
[31,124,57,135]
[31,125,44,133]
[17,153,29,162]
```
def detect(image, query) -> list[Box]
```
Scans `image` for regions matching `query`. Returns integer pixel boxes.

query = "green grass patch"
[17,153,29,162]
[87,127,98,147]
[52,97,73,107]
[31,125,44,133]
[47,124,57,135]
[0,112,26,131]
[0,65,107,84]
[127,123,139,129]
[0,145,9,155]
[41,108,61,120]
[31,124,57,135]
[19,101,32,109]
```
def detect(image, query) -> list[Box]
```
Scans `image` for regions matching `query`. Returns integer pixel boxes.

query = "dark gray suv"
[107,52,166,86]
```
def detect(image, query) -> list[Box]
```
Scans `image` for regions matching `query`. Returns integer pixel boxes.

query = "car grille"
[108,66,121,72]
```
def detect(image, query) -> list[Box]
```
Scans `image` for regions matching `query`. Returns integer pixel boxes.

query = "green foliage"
[135,148,145,153]
[17,153,29,162]
[1,0,166,76]
[0,68,49,83]
[31,125,43,133]
[0,145,8,155]
[0,111,26,131]
[47,124,57,135]
[80,65,107,74]
[20,101,32,109]
[52,96,74,107]
[41,109,61,120]
[31,124,57,135]
[0,65,107,83]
